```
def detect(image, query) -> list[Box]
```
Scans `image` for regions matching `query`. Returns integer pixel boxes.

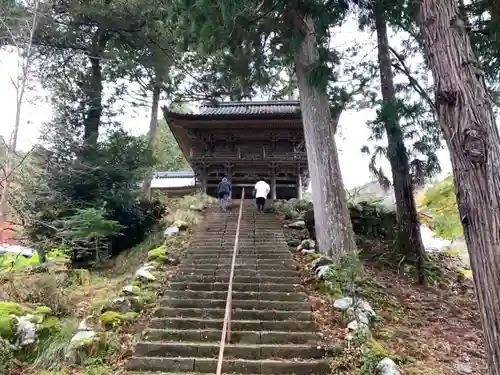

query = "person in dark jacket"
[216,177,231,211]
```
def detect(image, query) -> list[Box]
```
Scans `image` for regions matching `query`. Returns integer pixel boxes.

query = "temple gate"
[163,101,308,199]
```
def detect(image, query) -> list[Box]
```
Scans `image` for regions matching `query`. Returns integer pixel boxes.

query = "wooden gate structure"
[163,101,308,200]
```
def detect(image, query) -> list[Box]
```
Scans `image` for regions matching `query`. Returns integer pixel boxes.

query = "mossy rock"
[0,315,16,341]
[37,316,61,339]
[0,302,31,316]
[99,311,138,328]
[364,339,388,357]
[147,245,168,262]
[132,279,142,288]
[121,284,141,296]
[104,296,145,313]
[286,238,301,248]
[35,306,52,316]
[305,253,321,262]
[0,302,32,341]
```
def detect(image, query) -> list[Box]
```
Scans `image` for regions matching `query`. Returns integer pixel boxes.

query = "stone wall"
[300,201,397,242]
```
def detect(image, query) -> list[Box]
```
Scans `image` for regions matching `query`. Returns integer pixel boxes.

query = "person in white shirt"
[253,179,270,212]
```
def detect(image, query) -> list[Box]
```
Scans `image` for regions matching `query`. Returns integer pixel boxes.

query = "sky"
[0,17,453,190]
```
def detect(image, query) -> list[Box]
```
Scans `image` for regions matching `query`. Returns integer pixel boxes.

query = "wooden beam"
[207,183,296,188]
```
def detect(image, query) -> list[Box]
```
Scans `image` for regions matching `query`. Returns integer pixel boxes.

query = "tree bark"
[142,78,162,200]
[419,0,500,372]
[83,29,109,148]
[0,96,21,242]
[374,2,426,283]
[293,14,356,260]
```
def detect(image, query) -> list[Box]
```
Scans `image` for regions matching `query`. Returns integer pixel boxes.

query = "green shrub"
[20,129,165,268]
[0,337,18,373]
[32,319,79,371]
[0,247,71,273]
[60,208,123,267]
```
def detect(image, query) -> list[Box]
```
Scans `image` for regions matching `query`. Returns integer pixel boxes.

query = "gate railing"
[215,188,245,375]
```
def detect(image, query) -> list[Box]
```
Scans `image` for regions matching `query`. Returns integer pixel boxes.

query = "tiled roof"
[163,101,302,119]
[198,101,301,116]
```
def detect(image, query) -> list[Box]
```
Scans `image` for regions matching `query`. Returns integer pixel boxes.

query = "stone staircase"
[127,200,328,374]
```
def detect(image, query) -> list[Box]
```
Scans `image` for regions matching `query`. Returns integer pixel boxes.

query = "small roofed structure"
[163,101,308,199]
[151,170,197,196]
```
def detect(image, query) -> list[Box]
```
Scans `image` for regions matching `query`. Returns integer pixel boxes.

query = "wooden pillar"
[297,171,303,199]
[271,168,277,200]
[201,167,208,194]
[225,163,232,199]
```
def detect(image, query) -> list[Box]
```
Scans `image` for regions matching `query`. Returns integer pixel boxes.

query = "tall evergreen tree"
[353,0,428,282]
[418,0,500,372]
[171,0,357,259]
[374,0,425,282]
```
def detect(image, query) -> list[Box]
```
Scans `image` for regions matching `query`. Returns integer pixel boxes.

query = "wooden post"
[271,170,277,200]
[297,171,303,199]
[226,163,232,199]
[201,167,208,194]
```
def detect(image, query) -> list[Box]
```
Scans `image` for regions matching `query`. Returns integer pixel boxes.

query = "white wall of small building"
[150,177,196,189]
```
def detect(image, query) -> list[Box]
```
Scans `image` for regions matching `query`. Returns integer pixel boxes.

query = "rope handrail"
[216,188,245,375]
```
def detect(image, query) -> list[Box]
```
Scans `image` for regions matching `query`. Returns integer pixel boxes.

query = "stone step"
[177,269,298,277]
[189,242,288,246]
[184,257,293,264]
[126,356,329,375]
[175,275,301,284]
[188,247,290,252]
[150,317,316,332]
[213,244,287,248]
[154,307,311,321]
[187,251,289,256]
[143,328,320,344]
[178,264,295,271]
[134,342,324,360]
[169,282,304,293]
[187,247,290,253]
[187,245,289,250]
[164,290,307,302]
[181,260,295,268]
[183,258,292,264]
[159,298,309,311]
[186,252,291,259]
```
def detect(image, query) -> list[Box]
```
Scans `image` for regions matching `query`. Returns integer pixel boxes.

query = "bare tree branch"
[0,0,40,234]
[389,46,436,111]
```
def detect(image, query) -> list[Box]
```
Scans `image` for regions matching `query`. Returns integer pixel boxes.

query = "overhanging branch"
[389,46,436,111]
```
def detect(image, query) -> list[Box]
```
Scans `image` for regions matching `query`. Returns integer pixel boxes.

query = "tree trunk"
[0,97,21,242]
[293,14,356,260]
[374,2,426,283]
[143,79,162,200]
[419,1,500,372]
[83,29,109,148]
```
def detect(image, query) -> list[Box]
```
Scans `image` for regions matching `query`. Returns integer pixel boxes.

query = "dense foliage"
[18,128,165,267]
[140,120,190,172]
[421,175,462,240]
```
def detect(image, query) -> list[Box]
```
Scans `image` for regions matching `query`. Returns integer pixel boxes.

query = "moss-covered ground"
[0,193,213,375]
